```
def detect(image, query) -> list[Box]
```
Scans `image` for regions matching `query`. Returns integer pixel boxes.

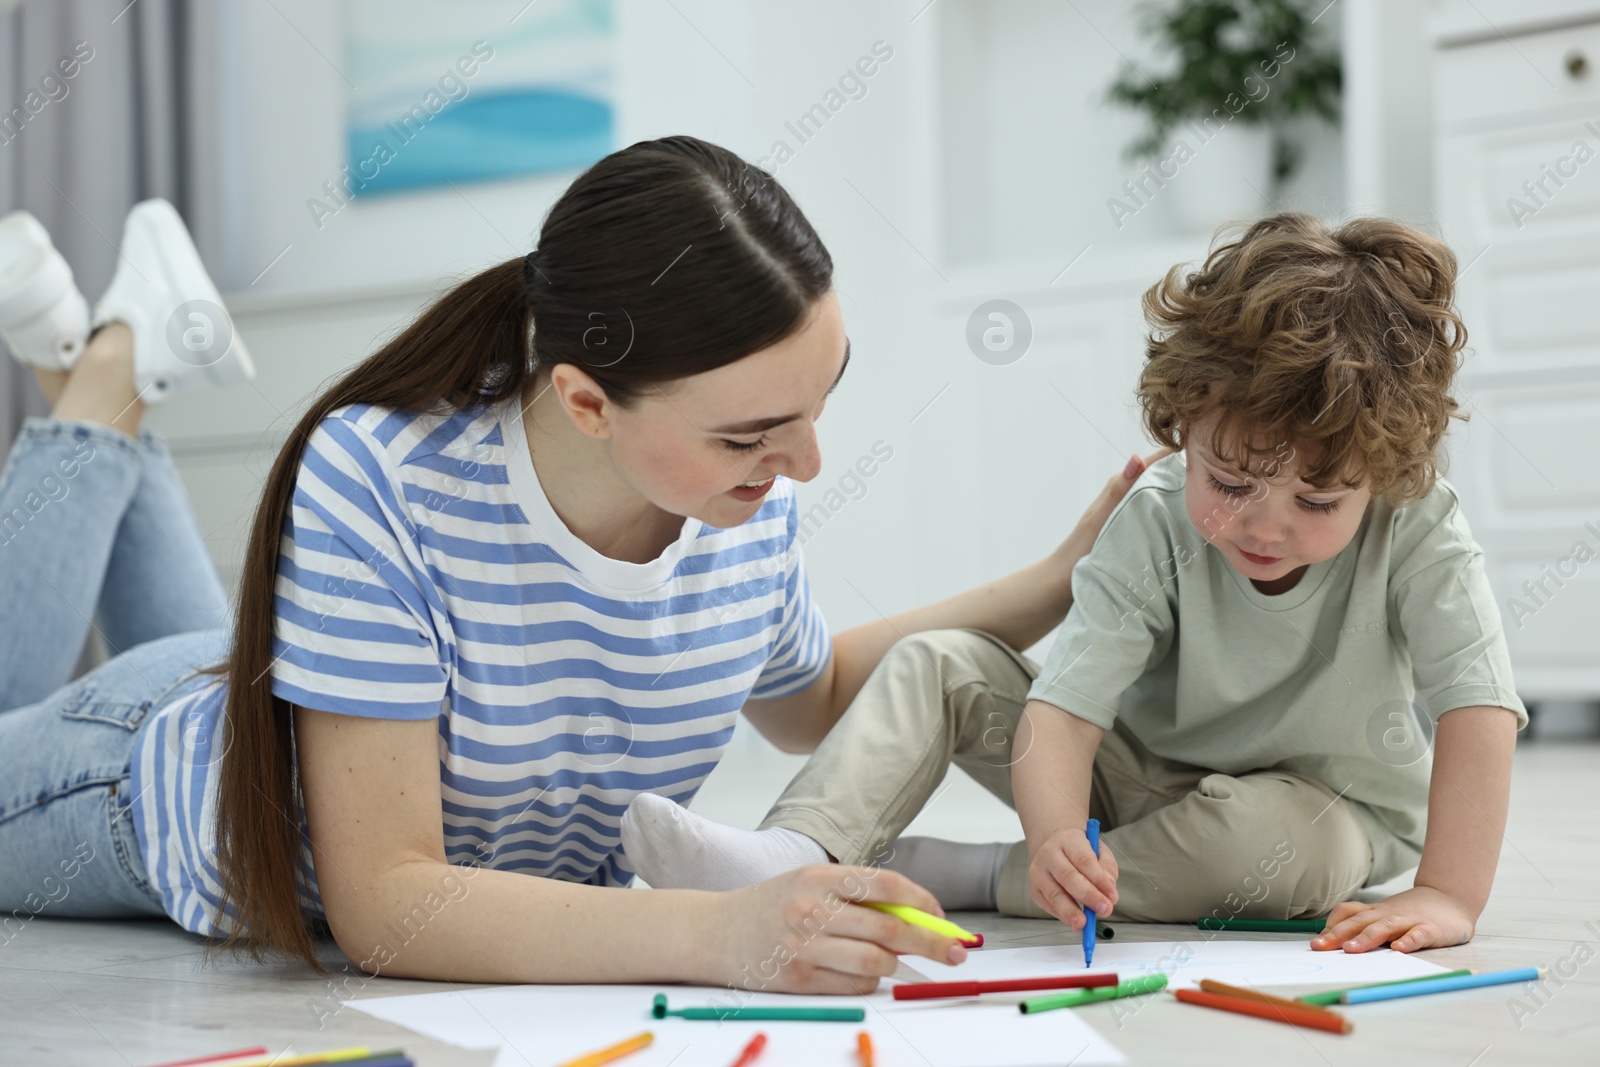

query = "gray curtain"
[0,0,225,453]
[0,0,224,669]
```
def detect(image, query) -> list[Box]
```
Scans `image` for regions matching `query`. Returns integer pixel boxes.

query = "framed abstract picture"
[341,0,614,197]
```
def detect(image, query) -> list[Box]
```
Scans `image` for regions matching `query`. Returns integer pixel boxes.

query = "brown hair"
[213,136,834,968]
[1137,212,1466,501]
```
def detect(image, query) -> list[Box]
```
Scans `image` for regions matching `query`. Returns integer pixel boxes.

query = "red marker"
[893,972,1120,1001]
[142,1050,270,1067]
[728,1032,767,1067]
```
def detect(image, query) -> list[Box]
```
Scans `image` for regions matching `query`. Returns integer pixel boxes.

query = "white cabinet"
[1432,3,1600,700]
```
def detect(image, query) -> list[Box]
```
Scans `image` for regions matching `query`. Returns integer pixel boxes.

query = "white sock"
[620,792,827,890]
[879,837,1011,911]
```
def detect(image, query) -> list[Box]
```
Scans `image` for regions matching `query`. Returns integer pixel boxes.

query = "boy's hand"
[1311,886,1475,953]
[1028,827,1119,930]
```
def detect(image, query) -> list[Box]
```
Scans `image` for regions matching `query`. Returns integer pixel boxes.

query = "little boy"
[624,213,1525,954]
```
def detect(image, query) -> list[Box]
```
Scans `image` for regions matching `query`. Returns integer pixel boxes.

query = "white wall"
[190,3,768,288]
[149,0,1358,831]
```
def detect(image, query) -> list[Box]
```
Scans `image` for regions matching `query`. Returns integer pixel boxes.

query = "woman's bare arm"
[743,453,1159,754]
[295,707,967,986]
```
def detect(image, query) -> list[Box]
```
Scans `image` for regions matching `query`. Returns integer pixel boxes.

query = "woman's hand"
[1311,886,1476,953]
[1027,827,1120,931]
[1051,449,1173,570]
[701,865,967,995]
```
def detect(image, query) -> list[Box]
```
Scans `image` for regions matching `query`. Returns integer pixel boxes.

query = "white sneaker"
[91,198,254,403]
[0,210,90,370]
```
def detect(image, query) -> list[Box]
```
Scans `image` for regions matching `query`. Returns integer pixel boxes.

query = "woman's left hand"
[1311,886,1477,953]
[1054,449,1173,565]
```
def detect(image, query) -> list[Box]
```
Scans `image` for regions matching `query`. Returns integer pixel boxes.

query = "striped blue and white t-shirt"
[130,398,831,936]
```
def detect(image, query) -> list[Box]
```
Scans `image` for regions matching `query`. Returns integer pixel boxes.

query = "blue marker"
[1340,965,1543,1004]
[1082,818,1100,968]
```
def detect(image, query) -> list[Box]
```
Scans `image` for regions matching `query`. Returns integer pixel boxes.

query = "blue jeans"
[0,418,230,925]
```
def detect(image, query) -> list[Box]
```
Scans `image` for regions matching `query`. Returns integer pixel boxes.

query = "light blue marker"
[1341,966,1543,1004]
[1082,818,1100,968]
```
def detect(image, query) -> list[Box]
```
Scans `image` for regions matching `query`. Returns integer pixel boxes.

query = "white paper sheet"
[349,979,1127,1067]
[903,937,1454,992]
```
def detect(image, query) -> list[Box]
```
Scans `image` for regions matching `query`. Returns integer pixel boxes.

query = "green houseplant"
[1107,0,1341,185]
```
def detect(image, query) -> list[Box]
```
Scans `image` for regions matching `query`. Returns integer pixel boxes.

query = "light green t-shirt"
[1028,453,1527,883]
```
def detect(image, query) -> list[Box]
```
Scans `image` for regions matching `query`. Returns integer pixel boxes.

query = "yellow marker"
[557,1030,655,1067]
[864,902,980,944]
[208,1049,373,1067]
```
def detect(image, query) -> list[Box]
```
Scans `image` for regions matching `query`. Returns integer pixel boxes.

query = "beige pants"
[760,629,1372,921]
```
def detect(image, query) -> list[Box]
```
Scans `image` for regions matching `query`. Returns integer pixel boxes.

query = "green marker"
[1297,968,1474,1006]
[1194,917,1327,933]
[651,993,864,1022]
[1019,973,1168,1013]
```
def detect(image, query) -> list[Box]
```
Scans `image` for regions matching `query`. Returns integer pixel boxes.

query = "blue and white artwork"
[341,0,614,196]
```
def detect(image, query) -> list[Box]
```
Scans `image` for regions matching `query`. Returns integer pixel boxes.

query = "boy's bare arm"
[1416,705,1520,910]
[1313,705,1519,953]
[1012,700,1118,927]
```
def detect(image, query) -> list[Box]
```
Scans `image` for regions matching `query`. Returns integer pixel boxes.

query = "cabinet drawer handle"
[1567,51,1589,80]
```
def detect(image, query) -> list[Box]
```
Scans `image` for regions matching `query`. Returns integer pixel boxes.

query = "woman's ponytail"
[213,257,533,968]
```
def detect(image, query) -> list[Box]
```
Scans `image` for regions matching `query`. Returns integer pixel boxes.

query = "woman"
[0,136,1146,991]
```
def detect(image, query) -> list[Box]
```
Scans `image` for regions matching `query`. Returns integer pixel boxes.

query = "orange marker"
[857,1030,874,1067]
[729,1033,767,1067]
[557,1030,654,1067]
[1198,979,1333,1013]
[1174,989,1352,1034]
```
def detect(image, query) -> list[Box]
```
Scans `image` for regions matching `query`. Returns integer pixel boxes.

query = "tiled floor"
[3,740,1596,1066]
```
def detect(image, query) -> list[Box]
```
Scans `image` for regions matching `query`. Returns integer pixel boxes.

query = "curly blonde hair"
[1137,213,1467,502]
